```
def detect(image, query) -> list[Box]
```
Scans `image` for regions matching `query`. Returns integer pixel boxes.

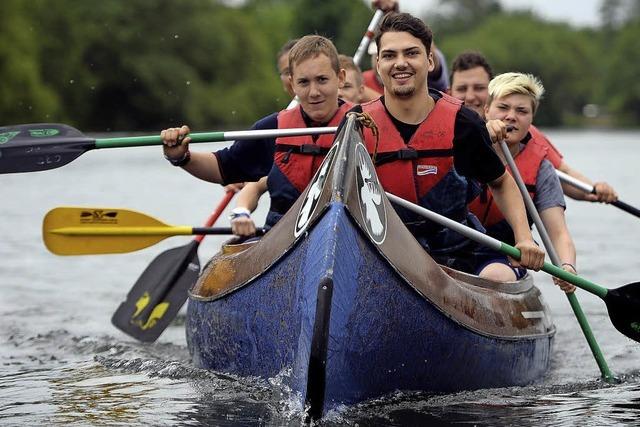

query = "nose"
[504,108,516,122]
[465,87,477,102]
[309,82,321,97]
[394,54,408,69]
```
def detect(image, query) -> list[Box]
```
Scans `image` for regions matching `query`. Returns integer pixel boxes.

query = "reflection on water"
[1,130,640,425]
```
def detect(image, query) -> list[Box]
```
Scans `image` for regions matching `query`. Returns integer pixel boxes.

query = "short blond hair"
[288,35,340,76]
[488,72,545,114]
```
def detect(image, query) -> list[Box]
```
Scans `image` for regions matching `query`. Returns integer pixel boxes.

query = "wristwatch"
[229,207,251,220]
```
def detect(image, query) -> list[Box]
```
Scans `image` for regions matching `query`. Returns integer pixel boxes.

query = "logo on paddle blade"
[29,129,60,138]
[355,143,386,245]
[80,210,119,224]
[0,131,20,145]
[294,144,337,238]
[132,291,169,330]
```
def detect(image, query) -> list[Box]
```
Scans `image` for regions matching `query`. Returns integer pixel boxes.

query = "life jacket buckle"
[299,144,322,155]
[397,148,418,160]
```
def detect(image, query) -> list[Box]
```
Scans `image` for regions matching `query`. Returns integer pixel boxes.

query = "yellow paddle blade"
[43,207,192,255]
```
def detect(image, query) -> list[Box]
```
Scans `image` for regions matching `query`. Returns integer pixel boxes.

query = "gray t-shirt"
[533,157,566,212]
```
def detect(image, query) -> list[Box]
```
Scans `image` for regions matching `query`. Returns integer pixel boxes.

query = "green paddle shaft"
[500,140,613,381]
[95,126,338,149]
[386,192,609,299]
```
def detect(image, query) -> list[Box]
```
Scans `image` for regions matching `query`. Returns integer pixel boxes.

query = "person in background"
[469,72,576,291]
[359,12,545,278]
[277,38,299,99]
[448,51,618,203]
[161,35,352,234]
[338,54,366,103]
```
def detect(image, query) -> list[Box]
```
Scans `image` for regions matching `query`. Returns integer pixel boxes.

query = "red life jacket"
[273,102,352,193]
[362,70,383,95]
[361,93,461,204]
[529,125,563,168]
[361,94,481,254]
[469,136,548,231]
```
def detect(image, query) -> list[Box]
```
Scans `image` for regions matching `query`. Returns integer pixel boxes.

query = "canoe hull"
[186,203,553,413]
[186,116,554,417]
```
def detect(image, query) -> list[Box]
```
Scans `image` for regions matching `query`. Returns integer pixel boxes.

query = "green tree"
[291,0,372,57]
[0,0,60,124]
[604,21,640,124]
[441,12,600,126]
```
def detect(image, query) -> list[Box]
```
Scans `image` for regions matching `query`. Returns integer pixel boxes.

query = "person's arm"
[487,172,545,270]
[557,161,618,203]
[371,0,398,12]
[539,206,577,293]
[231,177,268,237]
[161,125,223,183]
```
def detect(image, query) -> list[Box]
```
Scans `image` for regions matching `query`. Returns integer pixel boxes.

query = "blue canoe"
[186,115,555,418]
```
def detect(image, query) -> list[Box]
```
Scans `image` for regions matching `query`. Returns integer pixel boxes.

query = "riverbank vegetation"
[1,0,638,130]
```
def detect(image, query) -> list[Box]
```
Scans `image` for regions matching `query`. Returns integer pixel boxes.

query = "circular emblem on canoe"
[294,144,337,238]
[355,143,386,245]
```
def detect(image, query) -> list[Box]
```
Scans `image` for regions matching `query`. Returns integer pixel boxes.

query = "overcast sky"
[401,0,603,27]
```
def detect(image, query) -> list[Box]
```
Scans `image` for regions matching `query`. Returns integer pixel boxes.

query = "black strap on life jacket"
[275,144,330,164]
[374,147,454,166]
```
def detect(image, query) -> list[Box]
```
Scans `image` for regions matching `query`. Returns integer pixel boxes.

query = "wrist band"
[165,150,191,167]
[561,262,577,272]
[229,207,251,220]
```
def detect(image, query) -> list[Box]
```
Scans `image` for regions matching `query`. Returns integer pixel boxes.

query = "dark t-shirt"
[215,105,338,184]
[383,91,505,184]
[214,112,278,184]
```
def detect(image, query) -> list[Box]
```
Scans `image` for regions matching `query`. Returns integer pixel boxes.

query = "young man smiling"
[448,51,618,204]
[161,35,352,228]
[359,13,545,278]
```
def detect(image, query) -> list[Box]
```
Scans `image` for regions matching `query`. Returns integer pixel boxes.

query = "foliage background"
[1,0,639,130]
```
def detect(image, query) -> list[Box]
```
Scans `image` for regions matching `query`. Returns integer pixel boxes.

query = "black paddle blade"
[604,282,640,343]
[111,240,200,342]
[0,123,96,174]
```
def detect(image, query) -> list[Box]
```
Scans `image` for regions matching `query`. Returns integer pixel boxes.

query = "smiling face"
[485,93,535,145]
[290,53,345,124]
[376,31,434,99]
[450,66,490,118]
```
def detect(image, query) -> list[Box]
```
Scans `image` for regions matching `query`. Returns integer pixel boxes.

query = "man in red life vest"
[160,35,352,231]
[359,12,545,277]
[448,51,618,203]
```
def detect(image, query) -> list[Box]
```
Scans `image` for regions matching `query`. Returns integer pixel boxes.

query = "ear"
[427,51,435,73]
